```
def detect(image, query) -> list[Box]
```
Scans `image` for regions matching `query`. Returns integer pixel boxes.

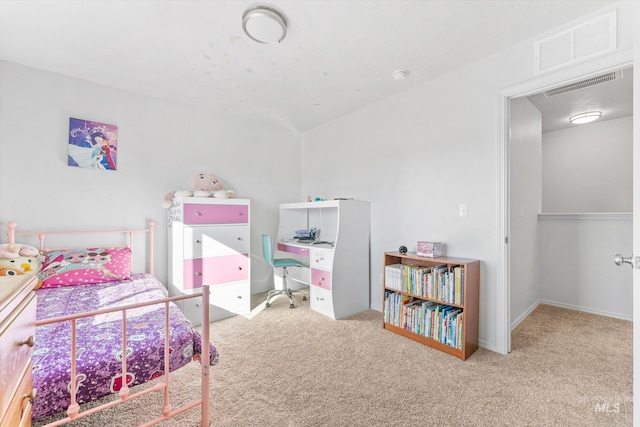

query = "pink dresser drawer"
[311,268,331,290]
[277,243,310,256]
[183,254,249,290]
[184,204,248,225]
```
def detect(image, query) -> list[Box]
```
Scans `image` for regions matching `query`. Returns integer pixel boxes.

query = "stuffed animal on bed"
[162,172,236,208]
[0,265,44,289]
[0,242,44,289]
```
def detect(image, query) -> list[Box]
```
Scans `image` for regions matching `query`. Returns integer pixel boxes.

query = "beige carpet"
[34,296,632,426]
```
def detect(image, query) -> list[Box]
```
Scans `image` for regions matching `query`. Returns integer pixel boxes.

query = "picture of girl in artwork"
[68,118,118,171]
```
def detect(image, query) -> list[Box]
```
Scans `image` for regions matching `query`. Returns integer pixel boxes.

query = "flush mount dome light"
[242,5,287,44]
[569,111,602,124]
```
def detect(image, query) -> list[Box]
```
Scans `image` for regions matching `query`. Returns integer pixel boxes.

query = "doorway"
[508,68,633,332]
[497,52,633,355]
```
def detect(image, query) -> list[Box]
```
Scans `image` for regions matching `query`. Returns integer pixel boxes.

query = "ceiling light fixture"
[569,111,602,125]
[242,5,287,44]
[392,69,409,81]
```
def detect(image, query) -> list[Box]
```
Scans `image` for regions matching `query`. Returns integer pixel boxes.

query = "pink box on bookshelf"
[417,241,441,257]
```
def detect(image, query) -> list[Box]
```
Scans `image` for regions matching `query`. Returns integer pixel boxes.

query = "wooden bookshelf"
[382,252,479,360]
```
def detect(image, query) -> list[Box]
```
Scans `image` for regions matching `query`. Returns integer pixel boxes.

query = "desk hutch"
[275,200,370,319]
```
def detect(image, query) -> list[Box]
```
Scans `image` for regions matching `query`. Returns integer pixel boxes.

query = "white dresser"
[275,200,370,320]
[0,275,37,427]
[168,197,250,324]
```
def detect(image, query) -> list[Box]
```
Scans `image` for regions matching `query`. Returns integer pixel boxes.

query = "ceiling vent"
[534,10,617,74]
[543,70,622,98]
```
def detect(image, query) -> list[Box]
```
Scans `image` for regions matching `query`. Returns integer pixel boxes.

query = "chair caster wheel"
[289,304,295,309]
[303,296,307,301]
[265,302,270,308]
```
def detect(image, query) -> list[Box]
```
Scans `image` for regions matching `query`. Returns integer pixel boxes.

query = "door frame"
[496,49,633,355]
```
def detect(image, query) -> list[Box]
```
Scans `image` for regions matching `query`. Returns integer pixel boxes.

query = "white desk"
[275,200,370,319]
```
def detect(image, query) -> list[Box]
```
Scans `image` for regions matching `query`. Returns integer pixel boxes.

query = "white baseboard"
[539,299,632,322]
[478,339,497,353]
[511,299,631,331]
[511,299,542,331]
[511,299,632,330]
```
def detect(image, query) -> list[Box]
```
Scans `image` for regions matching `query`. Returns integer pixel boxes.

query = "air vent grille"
[543,71,621,97]
[535,10,617,74]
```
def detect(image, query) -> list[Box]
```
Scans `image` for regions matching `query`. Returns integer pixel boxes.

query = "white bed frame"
[6,220,212,427]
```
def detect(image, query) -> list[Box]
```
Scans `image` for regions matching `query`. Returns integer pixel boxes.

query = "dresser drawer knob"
[23,388,37,401]
[196,240,202,244]
[236,212,242,216]
[237,266,242,270]
[195,212,202,216]
[18,335,35,347]
[195,271,202,276]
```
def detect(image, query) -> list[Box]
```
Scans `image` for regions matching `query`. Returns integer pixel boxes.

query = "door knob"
[614,254,634,267]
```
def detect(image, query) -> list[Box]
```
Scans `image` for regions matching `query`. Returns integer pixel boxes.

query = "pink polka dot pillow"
[39,247,132,288]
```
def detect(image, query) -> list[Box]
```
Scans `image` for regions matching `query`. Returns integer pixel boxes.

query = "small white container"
[417,241,441,258]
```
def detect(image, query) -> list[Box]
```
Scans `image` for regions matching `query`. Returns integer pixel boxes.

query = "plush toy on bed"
[162,172,236,208]
[0,266,24,277]
[0,243,43,273]
[0,243,44,289]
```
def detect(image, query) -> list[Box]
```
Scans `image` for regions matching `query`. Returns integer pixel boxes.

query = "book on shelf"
[386,263,465,306]
[384,289,464,350]
[454,266,464,305]
[384,264,404,291]
[383,253,478,360]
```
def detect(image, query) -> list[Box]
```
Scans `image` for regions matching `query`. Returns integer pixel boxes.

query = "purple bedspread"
[32,273,218,420]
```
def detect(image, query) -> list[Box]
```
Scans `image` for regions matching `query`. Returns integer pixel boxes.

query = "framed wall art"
[68,118,118,171]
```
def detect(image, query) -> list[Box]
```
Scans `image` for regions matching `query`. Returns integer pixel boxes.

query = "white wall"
[0,2,633,353]
[0,61,301,291]
[538,215,632,320]
[509,98,542,328]
[542,116,633,213]
[508,102,632,327]
[301,55,522,352]
[301,2,633,352]
[535,115,633,321]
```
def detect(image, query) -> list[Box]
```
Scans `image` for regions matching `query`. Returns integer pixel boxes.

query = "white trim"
[632,5,640,426]
[540,299,633,322]
[477,339,498,354]
[511,300,540,331]
[512,299,632,330]
[496,93,510,355]
[538,213,632,220]
[497,48,633,359]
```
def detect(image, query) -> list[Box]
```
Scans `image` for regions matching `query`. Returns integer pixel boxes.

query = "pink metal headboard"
[5,220,156,276]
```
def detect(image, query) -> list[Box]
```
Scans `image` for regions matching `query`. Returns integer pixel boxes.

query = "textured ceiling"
[0,0,621,131]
